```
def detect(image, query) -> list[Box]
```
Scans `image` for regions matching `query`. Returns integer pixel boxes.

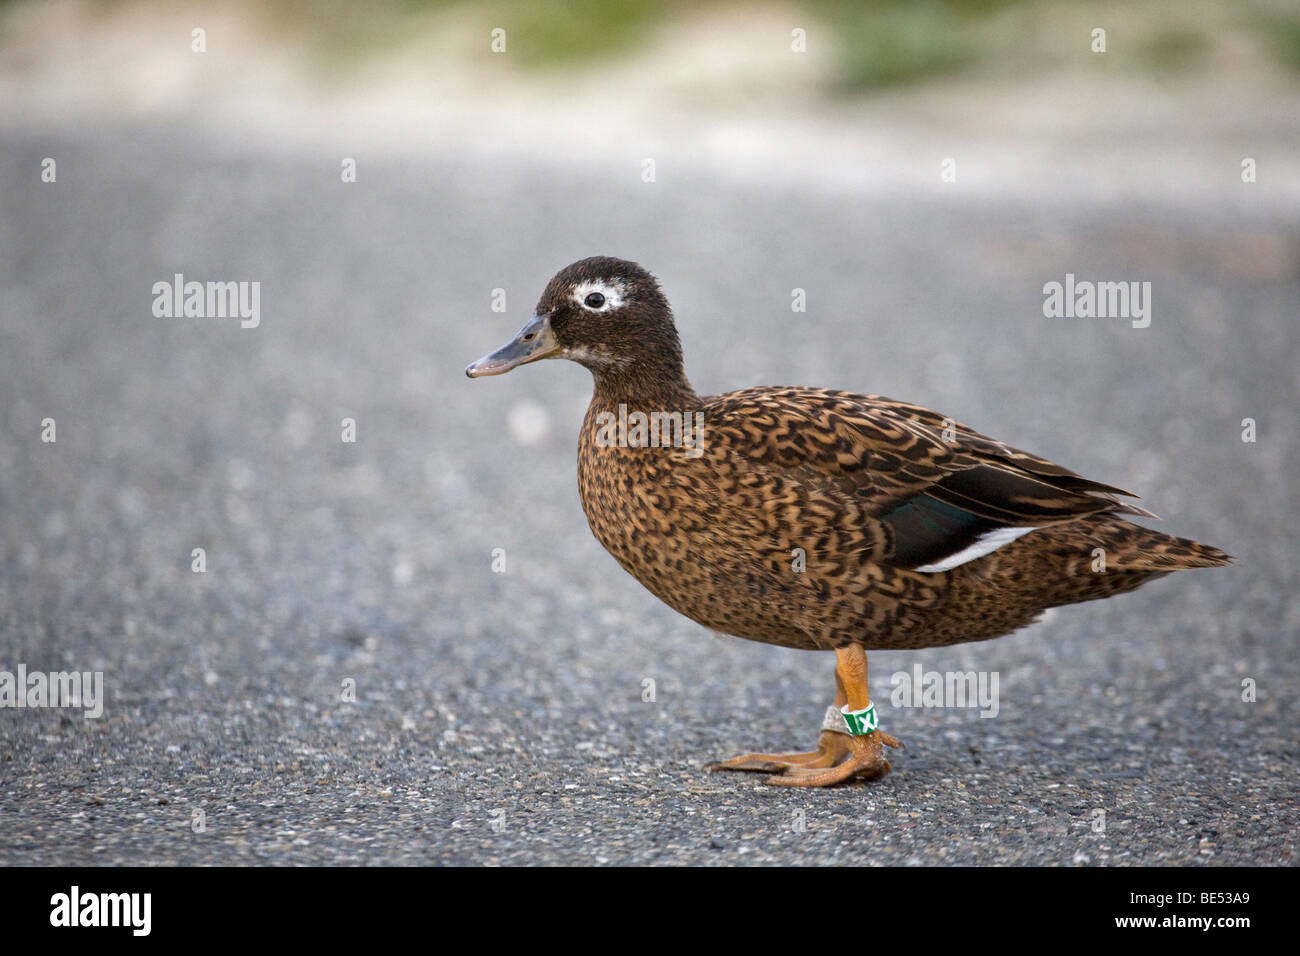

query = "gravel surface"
[1,122,1296,865]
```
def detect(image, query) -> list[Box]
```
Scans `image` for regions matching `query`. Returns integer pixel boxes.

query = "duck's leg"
[707,644,902,785]
[767,644,901,787]
[706,668,854,773]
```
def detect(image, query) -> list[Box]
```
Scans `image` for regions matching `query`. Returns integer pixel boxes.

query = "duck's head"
[465,257,683,381]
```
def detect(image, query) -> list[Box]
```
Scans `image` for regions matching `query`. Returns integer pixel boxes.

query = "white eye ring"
[572,280,625,311]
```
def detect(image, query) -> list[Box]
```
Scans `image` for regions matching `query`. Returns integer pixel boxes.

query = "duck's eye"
[584,292,606,309]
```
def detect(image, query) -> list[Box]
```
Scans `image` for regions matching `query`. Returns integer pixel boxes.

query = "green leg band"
[840,702,878,736]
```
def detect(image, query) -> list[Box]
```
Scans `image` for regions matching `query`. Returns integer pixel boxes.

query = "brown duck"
[466,256,1232,787]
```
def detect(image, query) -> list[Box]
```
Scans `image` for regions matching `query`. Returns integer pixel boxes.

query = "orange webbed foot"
[706,729,855,774]
[707,644,902,788]
[764,729,902,787]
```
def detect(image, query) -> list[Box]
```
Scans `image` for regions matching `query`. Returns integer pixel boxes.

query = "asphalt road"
[1,122,1296,865]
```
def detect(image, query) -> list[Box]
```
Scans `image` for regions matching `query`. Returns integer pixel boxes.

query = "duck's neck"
[589,363,701,414]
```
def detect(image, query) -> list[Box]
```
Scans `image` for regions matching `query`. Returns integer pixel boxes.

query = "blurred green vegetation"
[36,0,1300,89]
[450,0,1300,87]
[819,0,1016,89]
[471,0,672,67]
[1259,8,1300,73]
[1138,29,1211,73]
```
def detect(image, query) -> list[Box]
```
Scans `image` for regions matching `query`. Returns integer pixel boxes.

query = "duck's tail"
[1100,521,1233,572]
[891,516,1232,650]
[1039,514,1234,574]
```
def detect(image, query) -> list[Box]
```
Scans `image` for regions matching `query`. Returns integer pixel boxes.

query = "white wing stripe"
[914,526,1039,573]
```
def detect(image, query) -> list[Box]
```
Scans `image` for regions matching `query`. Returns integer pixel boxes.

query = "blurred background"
[4,0,1300,197]
[1,0,1297,865]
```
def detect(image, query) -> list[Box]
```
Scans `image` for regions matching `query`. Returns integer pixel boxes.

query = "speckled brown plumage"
[467,256,1232,786]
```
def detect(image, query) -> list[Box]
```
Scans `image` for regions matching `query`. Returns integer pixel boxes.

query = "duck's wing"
[703,386,1155,572]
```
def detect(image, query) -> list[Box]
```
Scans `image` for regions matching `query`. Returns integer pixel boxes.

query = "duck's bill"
[465,313,561,378]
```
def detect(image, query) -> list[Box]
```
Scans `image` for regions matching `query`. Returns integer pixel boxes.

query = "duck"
[465,256,1232,787]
